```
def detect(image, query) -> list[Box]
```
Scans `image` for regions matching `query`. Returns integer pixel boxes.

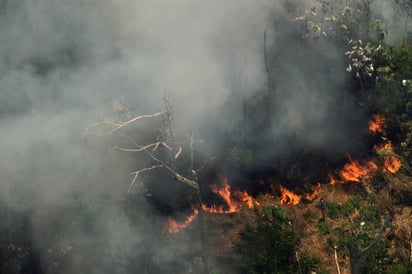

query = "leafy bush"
[234,205,319,274]
[318,219,331,235]
[324,201,340,219]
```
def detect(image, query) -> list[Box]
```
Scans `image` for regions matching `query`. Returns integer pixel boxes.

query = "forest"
[0,0,411,273]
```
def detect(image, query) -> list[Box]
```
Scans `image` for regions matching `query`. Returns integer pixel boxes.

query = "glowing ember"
[279,184,301,205]
[168,204,199,234]
[305,182,322,201]
[369,114,386,135]
[202,177,258,213]
[329,157,378,184]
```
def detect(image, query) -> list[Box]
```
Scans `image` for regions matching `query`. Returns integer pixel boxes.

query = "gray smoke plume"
[0,0,407,273]
[0,1,277,273]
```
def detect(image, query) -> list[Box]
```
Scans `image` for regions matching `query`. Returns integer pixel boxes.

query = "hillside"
[167,180,411,273]
[0,1,412,273]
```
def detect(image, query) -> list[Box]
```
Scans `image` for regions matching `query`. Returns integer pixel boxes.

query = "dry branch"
[87,111,165,136]
[334,246,341,274]
[128,165,163,194]
[114,142,173,153]
[140,146,200,192]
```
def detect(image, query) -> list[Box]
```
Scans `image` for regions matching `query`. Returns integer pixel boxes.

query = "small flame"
[374,141,393,152]
[305,182,322,201]
[374,141,401,173]
[329,157,378,184]
[329,174,337,185]
[383,156,401,173]
[202,177,258,213]
[279,184,301,205]
[233,189,259,208]
[369,114,386,135]
[168,204,199,234]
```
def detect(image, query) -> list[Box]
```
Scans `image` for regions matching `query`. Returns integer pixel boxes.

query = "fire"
[383,156,401,173]
[369,114,386,135]
[305,182,322,201]
[279,184,301,205]
[329,157,378,184]
[329,174,337,185]
[168,204,199,234]
[338,159,378,182]
[233,189,259,208]
[374,141,401,173]
[374,141,393,152]
[202,177,258,213]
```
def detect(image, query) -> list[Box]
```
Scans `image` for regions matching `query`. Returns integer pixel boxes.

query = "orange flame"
[374,141,401,173]
[279,184,301,205]
[374,141,393,152]
[202,177,258,213]
[329,157,378,184]
[168,204,199,234]
[329,174,337,185]
[305,182,322,201]
[233,189,259,208]
[383,156,401,173]
[369,114,386,135]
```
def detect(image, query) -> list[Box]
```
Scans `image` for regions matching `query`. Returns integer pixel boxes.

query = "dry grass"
[197,181,412,273]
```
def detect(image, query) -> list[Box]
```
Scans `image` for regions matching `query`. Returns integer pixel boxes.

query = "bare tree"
[87,97,210,274]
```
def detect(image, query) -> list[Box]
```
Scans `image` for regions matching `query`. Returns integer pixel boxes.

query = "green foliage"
[321,197,392,272]
[318,219,331,235]
[234,205,318,274]
[296,253,320,274]
[363,239,390,274]
[341,195,362,216]
[324,201,340,219]
[384,251,412,274]
[387,261,412,274]
[355,41,412,162]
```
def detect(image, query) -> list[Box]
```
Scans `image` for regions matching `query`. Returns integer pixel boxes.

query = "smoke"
[0,0,278,272]
[0,0,407,272]
[370,0,411,44]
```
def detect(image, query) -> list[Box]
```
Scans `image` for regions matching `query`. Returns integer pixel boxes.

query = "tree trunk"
[349,246,361,274]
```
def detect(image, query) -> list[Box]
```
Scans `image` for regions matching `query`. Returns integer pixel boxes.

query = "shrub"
[234,205,319,274]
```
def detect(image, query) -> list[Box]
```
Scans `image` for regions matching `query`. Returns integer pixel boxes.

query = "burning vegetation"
[329,158,378,184]
[3,1,412,273]
[167,113,403,233]
[278,184,301,205]
[328,114,401,185]
[368,114,386,135]
[168,204,199,234]
[201,177,259,214]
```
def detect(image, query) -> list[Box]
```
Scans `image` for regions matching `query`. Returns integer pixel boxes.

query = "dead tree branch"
[87,111,165,136]
[334,246,341,274]
[134,145,200,192]
[91,97,208,273]
[128,165,163,194]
